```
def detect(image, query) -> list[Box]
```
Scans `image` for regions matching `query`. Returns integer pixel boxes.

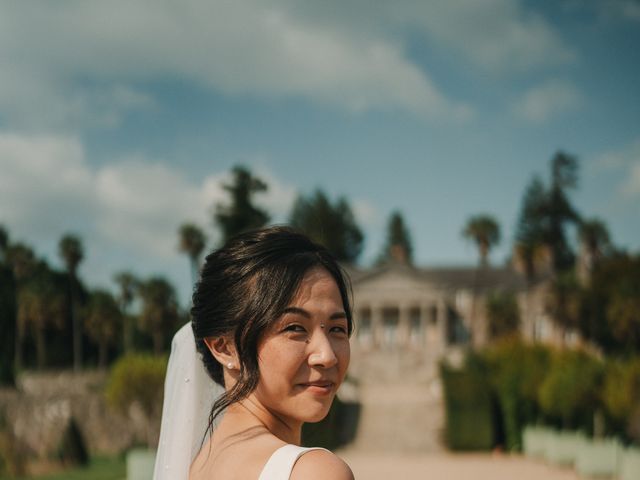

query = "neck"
[227,397,302,445]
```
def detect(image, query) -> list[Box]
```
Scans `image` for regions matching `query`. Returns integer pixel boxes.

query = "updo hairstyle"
[191,226,352,433]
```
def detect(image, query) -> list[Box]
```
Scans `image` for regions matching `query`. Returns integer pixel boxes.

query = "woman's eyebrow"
[281,307,347,320]
[281,306,311,318]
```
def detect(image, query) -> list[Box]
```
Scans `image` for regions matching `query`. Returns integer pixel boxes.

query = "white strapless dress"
[258,445,329,480]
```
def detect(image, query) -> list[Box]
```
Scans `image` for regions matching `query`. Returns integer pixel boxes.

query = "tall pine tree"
[214,166,270,243]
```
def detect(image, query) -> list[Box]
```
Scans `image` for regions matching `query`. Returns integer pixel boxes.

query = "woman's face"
[252,267,350,425]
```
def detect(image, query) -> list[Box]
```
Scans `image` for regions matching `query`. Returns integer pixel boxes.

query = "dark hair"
[191,225,352,438]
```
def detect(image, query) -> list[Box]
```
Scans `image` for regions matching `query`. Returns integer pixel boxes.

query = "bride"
[154,226,354,479]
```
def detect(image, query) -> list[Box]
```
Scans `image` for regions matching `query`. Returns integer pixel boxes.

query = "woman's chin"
[301,400,335,423]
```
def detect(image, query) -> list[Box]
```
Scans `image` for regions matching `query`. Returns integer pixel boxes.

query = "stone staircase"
[342,349,445,452]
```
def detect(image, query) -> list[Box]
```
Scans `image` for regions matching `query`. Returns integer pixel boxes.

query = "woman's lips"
[298,381,335,395]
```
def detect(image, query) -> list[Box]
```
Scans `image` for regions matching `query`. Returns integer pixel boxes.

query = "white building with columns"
[339,258,560,452]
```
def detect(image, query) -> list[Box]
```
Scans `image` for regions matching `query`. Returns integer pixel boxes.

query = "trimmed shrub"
[483,338,551,450]
[602,356,640,443]
[106,354,167,416]
[538,349,604,431]
[106,353,167,447]
[441,355,494,450]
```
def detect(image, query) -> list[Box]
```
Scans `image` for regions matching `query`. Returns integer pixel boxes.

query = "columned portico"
[355,300,449,353]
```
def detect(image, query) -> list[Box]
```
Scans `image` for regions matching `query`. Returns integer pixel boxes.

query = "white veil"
[153,321,224,480]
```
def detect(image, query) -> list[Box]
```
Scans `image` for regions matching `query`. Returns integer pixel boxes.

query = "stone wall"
[0,370,160,459]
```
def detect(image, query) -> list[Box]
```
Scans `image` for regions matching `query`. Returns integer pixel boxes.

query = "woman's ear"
[203,336,238,370]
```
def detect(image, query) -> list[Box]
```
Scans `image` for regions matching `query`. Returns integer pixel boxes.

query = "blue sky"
[1,0,639,304]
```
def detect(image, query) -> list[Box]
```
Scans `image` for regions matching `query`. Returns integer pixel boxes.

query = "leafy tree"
[0,243,16,385]
[462,214,500,267]
[0,225,8,262]
[546,270,582,336]
[58,234,84,371]
[6,243,36,281]
[578,218,611,261]
[379,210,413,265]
[84,290,123,368]
[514,153,582,275]
[113,271,138,354]
[138,277,180,355]
[16,270,66,369]
[485,290,520,340]
[607,291,640,351]
[577,253,640,354]
[214,165,269,243]
[544,151,581,271]
[289,189,364,263]
[514,176,548,279]
[178,223,207,285]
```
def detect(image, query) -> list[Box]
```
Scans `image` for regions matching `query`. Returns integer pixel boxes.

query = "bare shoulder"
[290,449,354,480]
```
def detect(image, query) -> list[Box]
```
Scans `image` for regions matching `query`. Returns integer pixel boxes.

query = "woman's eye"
[283,324,306,333]
[330,326,348,335]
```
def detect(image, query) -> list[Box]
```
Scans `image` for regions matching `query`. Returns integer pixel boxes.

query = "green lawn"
[1,456,126,480]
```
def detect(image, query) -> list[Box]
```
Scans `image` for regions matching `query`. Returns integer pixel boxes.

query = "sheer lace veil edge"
[153,321,224,480]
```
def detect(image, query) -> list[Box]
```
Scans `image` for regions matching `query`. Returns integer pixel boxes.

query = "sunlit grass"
[0,456,125,480]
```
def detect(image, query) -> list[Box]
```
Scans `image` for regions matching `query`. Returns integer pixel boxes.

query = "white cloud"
[352,199,379,229]
[391,0,576,73]
[590,0,640,22]
[0,0,473,128]
[591,138,640,171]
[251,166,298,224]
[512,79,582,122]
[622,162,640,196]
[0,133,95,234]
[587,137,640,201]
[287,0,575,74]
[0,131,298,299]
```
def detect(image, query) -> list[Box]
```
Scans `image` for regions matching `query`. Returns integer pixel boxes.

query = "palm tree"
[113,271,138,353]
[84,290,123,368]
[178,223,207,285]
[58,234,84,371]
[462,215,501,267]
[6,243,37,371]
[138,277,180,355]
[0,225,8,263]
[6,243,36,281]
[462,215,501,332]
[0,226,16,384]
[17,271,66,369]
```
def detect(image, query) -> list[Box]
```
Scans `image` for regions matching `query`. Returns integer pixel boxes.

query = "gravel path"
[339,451,581,480]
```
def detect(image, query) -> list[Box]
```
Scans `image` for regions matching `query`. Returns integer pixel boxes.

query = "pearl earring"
[227,362,234,370]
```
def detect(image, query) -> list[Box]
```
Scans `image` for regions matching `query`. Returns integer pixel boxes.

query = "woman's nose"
[308,331,338,368]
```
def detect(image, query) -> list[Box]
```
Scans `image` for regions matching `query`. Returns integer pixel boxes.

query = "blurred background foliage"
[1,155,640,476]
[442,338,640,451]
